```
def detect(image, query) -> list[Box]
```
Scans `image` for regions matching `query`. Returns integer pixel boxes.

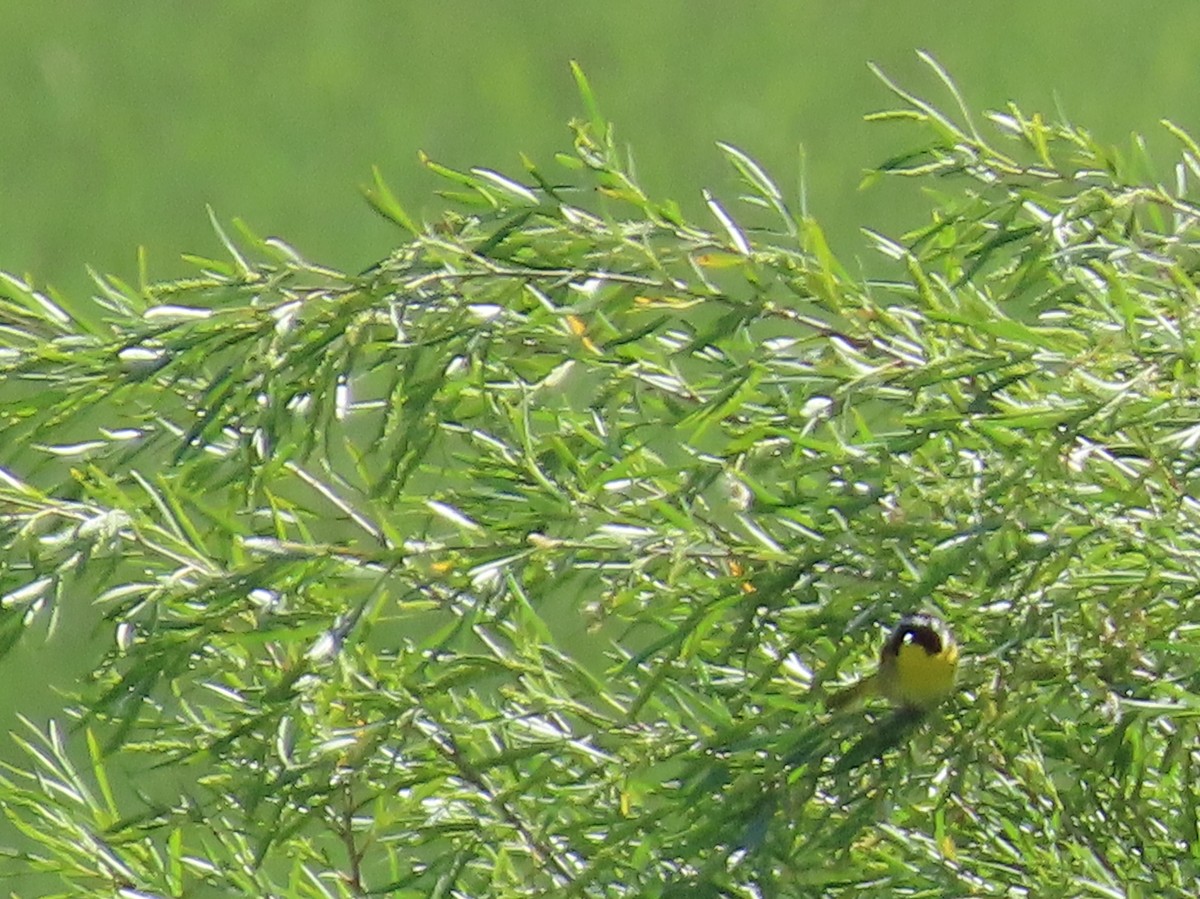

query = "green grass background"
[6,2,1200,313]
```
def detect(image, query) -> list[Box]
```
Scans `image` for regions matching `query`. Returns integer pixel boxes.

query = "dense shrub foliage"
[2,60,1200,896]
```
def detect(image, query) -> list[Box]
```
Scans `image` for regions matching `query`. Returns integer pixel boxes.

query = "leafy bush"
[2,56,1199,896]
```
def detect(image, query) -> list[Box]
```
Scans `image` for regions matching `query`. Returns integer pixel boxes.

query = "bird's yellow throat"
[879,627,959,708]
[828,614,959,712]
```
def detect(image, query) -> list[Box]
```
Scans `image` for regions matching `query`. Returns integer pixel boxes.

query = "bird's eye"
[904,627,943,654]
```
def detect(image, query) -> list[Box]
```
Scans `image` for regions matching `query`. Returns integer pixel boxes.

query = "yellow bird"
[828,613,959,712]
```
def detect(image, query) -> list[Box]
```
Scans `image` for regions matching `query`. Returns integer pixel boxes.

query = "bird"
[827,613,959,713]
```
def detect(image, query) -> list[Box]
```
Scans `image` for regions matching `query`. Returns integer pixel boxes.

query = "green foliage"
[3,57,1200,896]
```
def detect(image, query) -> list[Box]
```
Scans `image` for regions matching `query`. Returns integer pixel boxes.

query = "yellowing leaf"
[695,252,744,269]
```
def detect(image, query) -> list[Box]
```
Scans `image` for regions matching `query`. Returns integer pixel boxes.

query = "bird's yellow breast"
[881,640,959,708]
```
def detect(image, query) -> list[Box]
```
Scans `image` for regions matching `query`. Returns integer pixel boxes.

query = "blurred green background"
[6,2,1200,314]
[2,0,1198,779]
